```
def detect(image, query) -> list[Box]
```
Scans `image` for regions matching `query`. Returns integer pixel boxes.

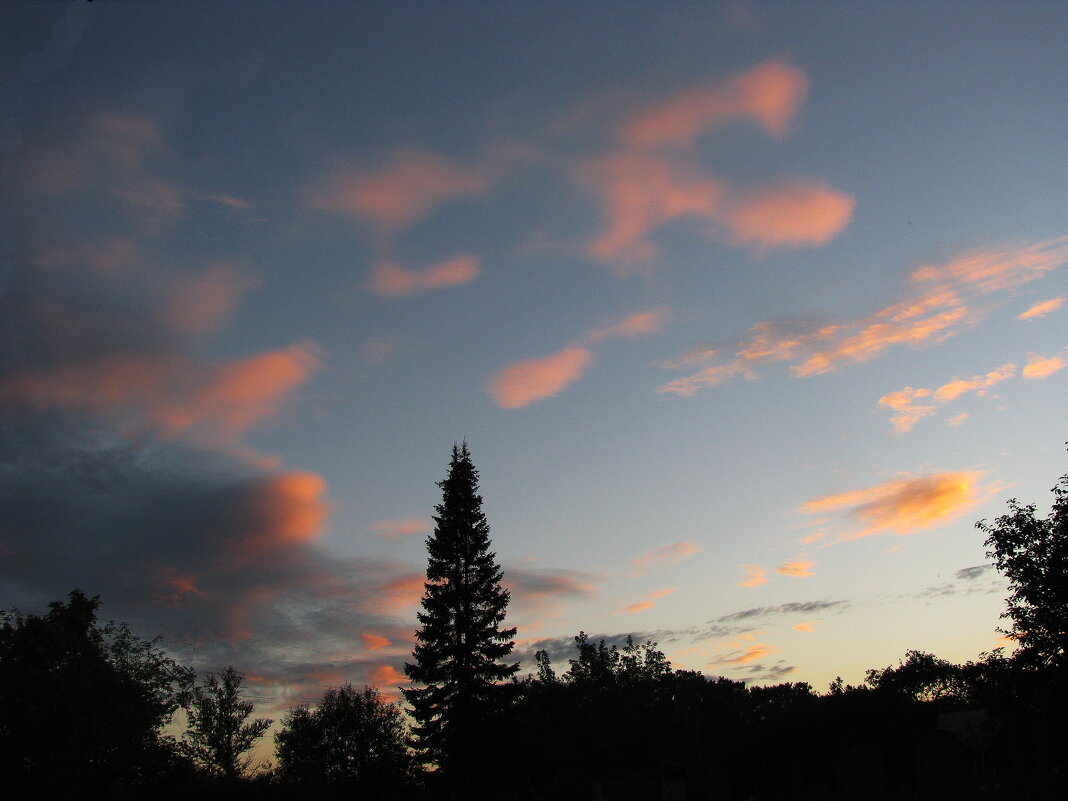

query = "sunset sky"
[2,0,1066,726]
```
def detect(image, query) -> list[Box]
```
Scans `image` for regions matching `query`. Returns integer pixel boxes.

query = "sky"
[2,0,1067,730]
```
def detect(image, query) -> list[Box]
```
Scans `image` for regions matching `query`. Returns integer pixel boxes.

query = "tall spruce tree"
[403,443,518,777]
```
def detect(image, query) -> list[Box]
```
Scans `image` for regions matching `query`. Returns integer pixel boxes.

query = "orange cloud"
[360,633,390,651]
[359,574,426,616]
[910,236,1068,295]
[618,601,655,614]
[307,150,486,230]
[587,307,671,342]
[228,472,329,560]
[367,255,480,296]
[739,565,768,588]
[629,542,703,576]
[369,518,431,540]
[619,59,809,148]
[658,238,1068,397]
[776,559,815,578]
[0,342,322,440]
[1018,297,1064,320]
[155,343,324,437]
[793,622,815,633]
[1022,351,1066,379]
[878,362,1016,432]
[368,665,406,689]
[488,345,594,409]
[799,471,993,540]
[720,182,855,250]
[720,644,773,664]
[615,587,677,615]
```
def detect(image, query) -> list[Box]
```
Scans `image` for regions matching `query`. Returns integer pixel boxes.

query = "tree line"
[2,443,1065,799]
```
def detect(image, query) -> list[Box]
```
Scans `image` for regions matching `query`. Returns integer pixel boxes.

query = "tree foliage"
[0,589,194,796]
[977,473,1068,668]
[275,684,411,791]
[403,443,519,773]
[181,665,272,780]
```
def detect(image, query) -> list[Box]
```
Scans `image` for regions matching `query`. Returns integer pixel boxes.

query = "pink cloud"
[587,307,671,342]
[719,643,774,664]
[369,518,431,540]
[488,345,594,409]
[629,542,703,576]
[719,182,855,250]
[162,265,258,334]
[619,59,809,148]
[307,150,486,230]
[367,255,480,296]
[580,150,724,268]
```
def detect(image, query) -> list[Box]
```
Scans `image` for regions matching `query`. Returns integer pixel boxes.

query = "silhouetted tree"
[181,665,271,780]
[0,590,194,798]
[403,443,518,783]
[977,471,1068,668]
[275,684,412,794]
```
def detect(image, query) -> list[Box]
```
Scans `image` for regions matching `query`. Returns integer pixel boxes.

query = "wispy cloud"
[588,307,671,342]
[878,362,1016,432]
[367,255,480,296]
[1017,296,1064,320]
[368,518,431,540]
[792,622,815,633]
[306,150,486,231]
[629,542,703,576]
[776,558,815,578]
[738,565,768,588]
[714,600,847,623]
[798,471,996,540]
[615,587,677,615]
[659,237,1068,396]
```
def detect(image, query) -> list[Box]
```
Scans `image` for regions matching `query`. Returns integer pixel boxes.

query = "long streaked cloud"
[798,471,996,540]
[878,362,1017,432]
[579,59,853,274]
[615,587,677,615]
[1017,297,1064,320]
[629,541,702,576]
[488,307,669,409]
[368,517,432,540]
[714,599,848,623]
[367,255,481,296]
[659,237,1068,396]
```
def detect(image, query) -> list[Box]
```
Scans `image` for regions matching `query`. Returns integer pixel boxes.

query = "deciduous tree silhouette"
[0,589,194,797]
[275,683,412,792]
[403,443,518,784]
[181,665,271,780]
[977,471,1068,668]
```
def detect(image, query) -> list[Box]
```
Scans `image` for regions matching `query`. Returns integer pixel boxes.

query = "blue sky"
[2,0,1066,718]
